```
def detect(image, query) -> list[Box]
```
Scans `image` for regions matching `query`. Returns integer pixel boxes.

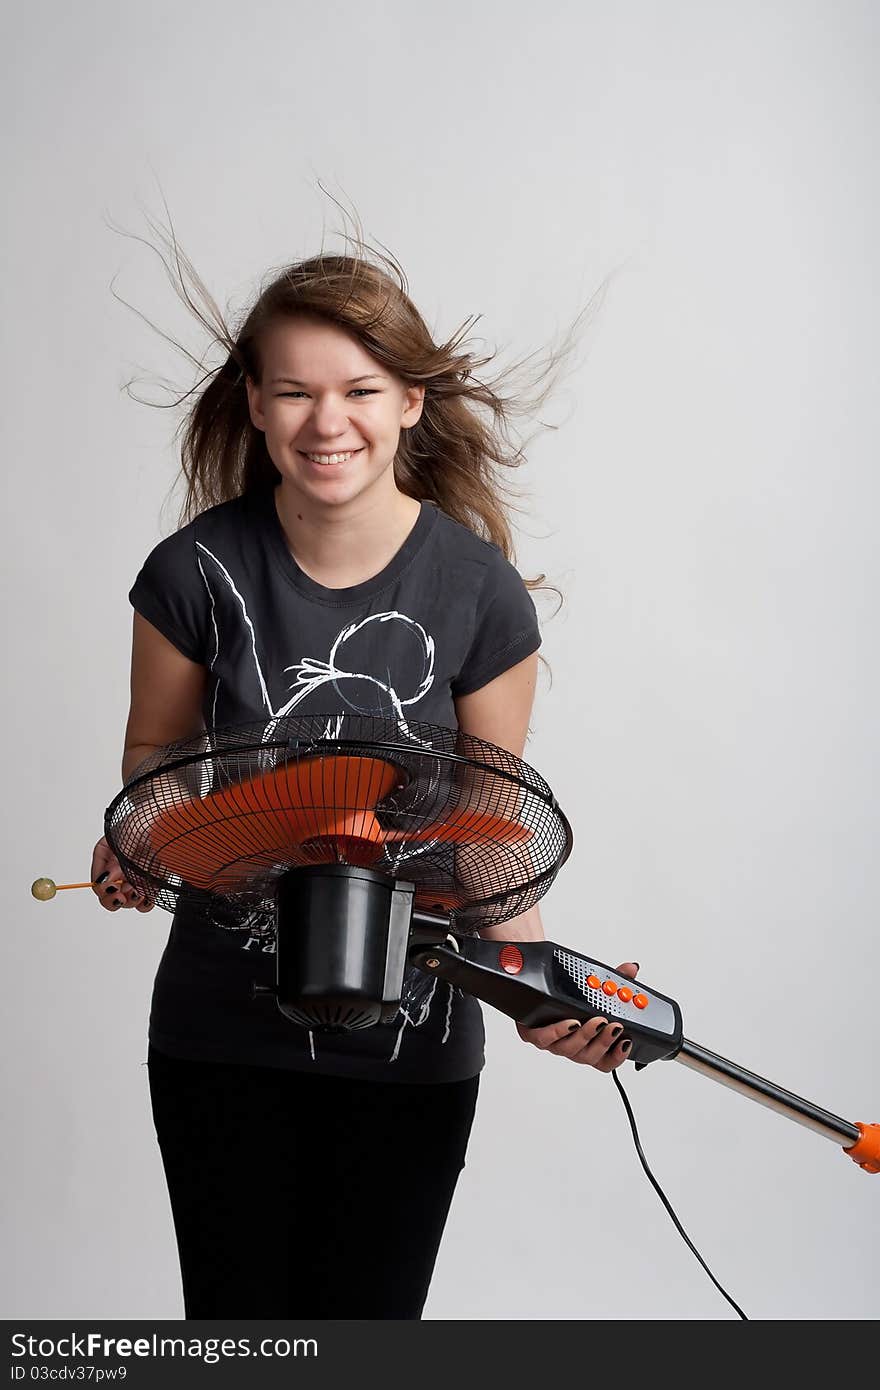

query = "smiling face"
[245,315,424,513]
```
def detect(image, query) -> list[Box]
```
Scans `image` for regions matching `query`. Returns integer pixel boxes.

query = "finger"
[127,885,156,911]
[615,961,640,981]
[116,883,150,910]
[564,1018,624,1063]
[91,852,123,899]
[594,1032,634,1073]
[98,877,131,911]
[90,862,119,899]
[516,1017,589,1050]
[92,871,121,906]
[546,1016,613,1060]
[93,863,147,911]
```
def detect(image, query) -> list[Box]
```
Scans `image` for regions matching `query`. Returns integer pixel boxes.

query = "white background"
[3,0,877,1322]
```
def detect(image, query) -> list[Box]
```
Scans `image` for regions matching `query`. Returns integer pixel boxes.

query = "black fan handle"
[408,938,683,1067]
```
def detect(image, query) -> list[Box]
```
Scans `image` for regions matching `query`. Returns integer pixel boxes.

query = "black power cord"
[611,1068,749,1320]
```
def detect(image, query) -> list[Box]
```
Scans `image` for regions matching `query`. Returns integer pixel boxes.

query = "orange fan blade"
[142,753,533,894]
[384,807,532,847]
[147,755,401,890]
[412,885,468,912]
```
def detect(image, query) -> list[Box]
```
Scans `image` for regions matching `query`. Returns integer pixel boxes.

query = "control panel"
[407,936,683,1067]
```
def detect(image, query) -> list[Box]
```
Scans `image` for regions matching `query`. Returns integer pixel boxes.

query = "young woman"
[90,241,637,1319]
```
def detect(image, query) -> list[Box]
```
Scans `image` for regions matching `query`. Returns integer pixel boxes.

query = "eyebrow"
[269,374,386,386]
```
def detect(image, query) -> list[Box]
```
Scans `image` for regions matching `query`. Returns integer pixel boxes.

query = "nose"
[308,397,353,436]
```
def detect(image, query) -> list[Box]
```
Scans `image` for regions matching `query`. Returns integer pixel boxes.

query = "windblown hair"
[111,193,607,601]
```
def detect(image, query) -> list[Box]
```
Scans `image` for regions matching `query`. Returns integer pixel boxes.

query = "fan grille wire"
[105,715,572,932]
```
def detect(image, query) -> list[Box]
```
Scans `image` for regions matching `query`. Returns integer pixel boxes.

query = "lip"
[298,447,365,459]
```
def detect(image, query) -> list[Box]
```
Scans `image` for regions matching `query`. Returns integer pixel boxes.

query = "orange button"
[602,980,618,996]
[499,945,524,975]
[633,993,649,1010]
[587,975,601,990]
[617,987,633,1003]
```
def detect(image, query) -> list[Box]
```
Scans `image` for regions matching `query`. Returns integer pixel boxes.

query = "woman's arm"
[453,653,636,1070]
[123,612,208,775]
[90,614,208,914]
[453,651,542,942]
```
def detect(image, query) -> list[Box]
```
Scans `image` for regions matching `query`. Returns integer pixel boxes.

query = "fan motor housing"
[274,865,415,1031]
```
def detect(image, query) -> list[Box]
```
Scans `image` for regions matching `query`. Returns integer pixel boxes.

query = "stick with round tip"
[30,877,119,900]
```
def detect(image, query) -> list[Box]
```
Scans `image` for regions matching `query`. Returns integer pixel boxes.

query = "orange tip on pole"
[844,1122,880,1174]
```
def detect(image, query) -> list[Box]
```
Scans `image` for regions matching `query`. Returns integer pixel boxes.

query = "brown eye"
[276,389,379,399]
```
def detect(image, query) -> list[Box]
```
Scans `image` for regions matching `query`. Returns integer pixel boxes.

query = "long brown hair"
[111,194,608,603]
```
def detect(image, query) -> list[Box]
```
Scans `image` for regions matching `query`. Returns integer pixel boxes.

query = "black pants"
[147,1044,480,1319]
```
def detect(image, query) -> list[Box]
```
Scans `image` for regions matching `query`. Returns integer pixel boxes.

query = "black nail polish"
[620,1039,632,1052]
[567,1022,581,1033]
[632,962,640,973]
[593,1020,607,1033]
[113,898,124,906]
[96,871,109,884]
[610,1024,623,1037]
[105,885,116,894]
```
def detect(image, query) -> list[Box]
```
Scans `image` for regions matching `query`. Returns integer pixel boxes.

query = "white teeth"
[304,450,357,464]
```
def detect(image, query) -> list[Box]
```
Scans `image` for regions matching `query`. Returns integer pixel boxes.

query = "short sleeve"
[451,549,541,697]
[128,528,207,664]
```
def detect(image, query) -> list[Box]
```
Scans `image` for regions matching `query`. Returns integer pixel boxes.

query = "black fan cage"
[104,714,573,933]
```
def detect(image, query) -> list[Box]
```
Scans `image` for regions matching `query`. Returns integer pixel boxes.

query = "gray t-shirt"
[129,483,541,1082]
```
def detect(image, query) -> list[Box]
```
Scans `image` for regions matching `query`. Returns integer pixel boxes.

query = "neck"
[273,482,421,585]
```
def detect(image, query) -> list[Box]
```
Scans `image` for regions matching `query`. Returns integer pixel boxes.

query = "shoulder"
[138,492,254,568]
[431,507,541,698]
[129,494,257,663]
[428,504,523,583]
[429,503,500,559]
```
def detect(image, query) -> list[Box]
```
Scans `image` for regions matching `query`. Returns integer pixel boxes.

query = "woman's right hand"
[90,835,154,912]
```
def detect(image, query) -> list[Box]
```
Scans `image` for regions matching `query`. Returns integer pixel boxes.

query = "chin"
[283,456,394,500]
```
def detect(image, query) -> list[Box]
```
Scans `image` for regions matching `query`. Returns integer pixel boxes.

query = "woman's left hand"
[515,961,639,1070]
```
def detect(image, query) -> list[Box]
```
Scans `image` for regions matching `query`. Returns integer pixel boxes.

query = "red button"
[499,945,524,975]
[633,993,649,1010]
[587,975,601,990]
[617,987,633,1003]
[602,980,618,996]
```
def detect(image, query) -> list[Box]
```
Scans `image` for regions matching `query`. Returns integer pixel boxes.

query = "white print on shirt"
[196,544,436,734]
[195,541,459,1061]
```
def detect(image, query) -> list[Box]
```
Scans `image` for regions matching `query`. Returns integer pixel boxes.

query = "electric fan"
[33,714,878,1175]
